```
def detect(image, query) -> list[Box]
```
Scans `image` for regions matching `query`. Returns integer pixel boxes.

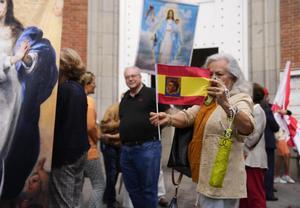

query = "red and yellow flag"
[156,64,211,105]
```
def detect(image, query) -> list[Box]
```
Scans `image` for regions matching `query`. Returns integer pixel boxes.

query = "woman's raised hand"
[207,78,232,115]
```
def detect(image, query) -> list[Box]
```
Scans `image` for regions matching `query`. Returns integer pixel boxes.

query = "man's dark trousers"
[265,148,275,198]
[120,140,161,208]
[101,142,121,208]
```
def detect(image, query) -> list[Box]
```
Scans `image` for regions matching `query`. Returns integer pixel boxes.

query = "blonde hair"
[80,71,95,87]
[59,48,86,81]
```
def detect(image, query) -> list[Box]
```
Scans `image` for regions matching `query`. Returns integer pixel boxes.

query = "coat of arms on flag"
[165,77,181,97]
[156,64,211,105]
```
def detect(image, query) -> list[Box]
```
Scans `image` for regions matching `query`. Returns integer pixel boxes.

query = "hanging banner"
[0,0,63,206]
[135,0,199,73]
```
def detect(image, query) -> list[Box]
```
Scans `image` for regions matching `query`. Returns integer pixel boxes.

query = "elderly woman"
[150,53,254,208]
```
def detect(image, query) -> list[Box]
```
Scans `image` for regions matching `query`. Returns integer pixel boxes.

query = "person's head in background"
[253,83,265,104]
[80,71,96,95]
[59,48,86,84]
[286,110,292,115]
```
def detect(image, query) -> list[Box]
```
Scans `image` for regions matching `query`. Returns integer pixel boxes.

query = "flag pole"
[284,61,291,110]
[155,64,161,140]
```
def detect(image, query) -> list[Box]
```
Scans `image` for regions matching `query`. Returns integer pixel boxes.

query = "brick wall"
[281,0,300,70]
[61,0,88,63]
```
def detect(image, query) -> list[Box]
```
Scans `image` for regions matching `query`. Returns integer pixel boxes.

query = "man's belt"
[122,137,158,146]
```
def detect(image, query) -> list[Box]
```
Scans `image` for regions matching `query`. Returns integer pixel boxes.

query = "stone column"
[248,0,281,98]
[87,0,119,117]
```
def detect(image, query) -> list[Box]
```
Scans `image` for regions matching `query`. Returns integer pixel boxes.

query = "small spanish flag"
[156,64,211,105]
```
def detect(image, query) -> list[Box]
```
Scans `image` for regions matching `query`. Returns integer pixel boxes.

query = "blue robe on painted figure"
[1,26,58,199]
[154,19,181,64]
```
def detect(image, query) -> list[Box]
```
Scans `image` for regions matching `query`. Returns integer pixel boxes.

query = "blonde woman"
[50,48,88,208]
[81,71,105,208]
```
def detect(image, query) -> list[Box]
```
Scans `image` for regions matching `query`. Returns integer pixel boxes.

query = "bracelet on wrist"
[167,114,173,127]
[227,106,238,119]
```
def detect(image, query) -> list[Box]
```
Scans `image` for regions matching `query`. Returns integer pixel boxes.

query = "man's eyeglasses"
[125,74,140,80]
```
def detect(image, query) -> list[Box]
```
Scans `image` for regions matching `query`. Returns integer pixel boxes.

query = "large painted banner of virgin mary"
[136,0,199,73]
[0,0,63,206]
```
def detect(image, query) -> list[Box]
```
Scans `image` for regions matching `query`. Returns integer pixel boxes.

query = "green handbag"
[209,117,234,188]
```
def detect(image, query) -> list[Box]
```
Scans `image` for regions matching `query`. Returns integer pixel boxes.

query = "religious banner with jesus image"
[0,0,63,206]
[136,0,199,73]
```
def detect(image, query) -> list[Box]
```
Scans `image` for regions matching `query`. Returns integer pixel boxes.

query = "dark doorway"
[151,74,156,88]
[190,47,218,67]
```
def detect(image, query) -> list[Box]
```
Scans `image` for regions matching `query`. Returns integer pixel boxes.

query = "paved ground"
[268,182,300,208]
[83,166,300,208]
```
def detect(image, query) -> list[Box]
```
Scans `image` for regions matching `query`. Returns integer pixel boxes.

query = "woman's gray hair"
[204,53,252,95]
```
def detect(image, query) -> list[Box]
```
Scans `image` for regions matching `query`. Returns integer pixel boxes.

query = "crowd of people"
[49,50,299,208]
[1,41,297,207]
[1,0,298,207]
[47,49,171,208]
[49,51,298,208]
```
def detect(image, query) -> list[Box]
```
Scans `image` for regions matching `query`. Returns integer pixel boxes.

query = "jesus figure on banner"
[154,9,181,64]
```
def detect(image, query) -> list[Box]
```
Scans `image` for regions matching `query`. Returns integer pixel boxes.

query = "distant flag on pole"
[156,64,211,105]
[272,61,291,112]
[272,61,292,142]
